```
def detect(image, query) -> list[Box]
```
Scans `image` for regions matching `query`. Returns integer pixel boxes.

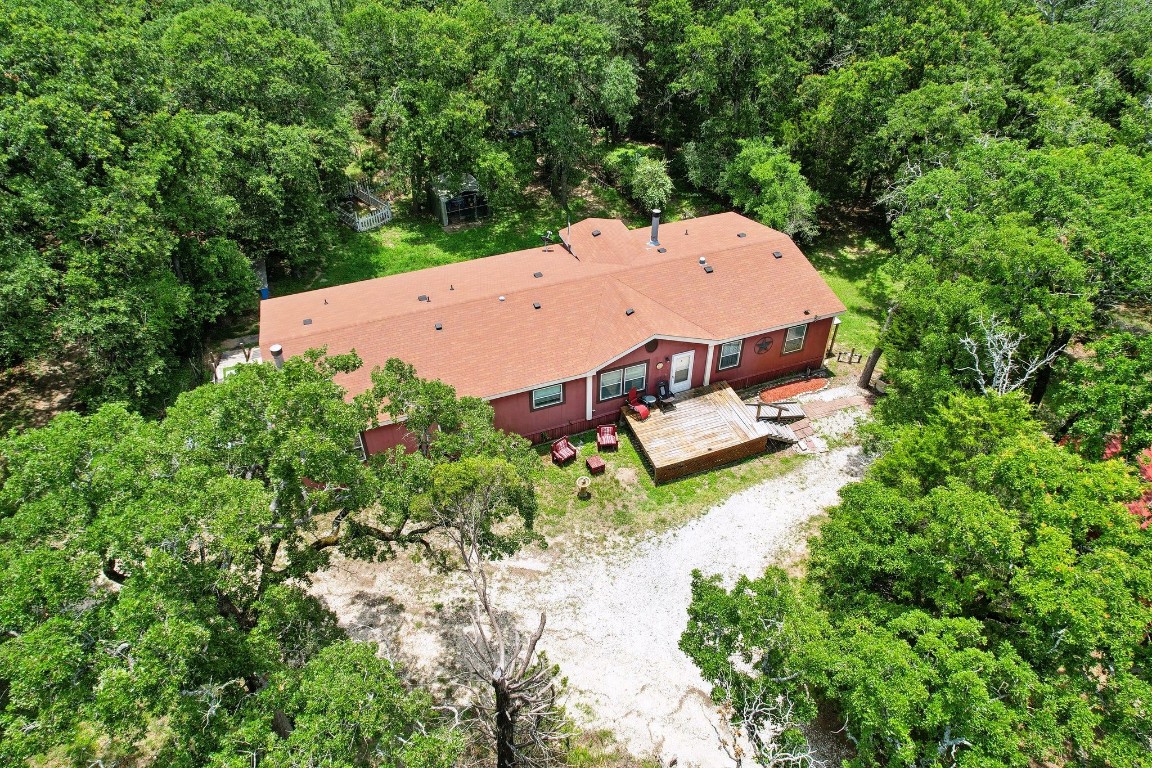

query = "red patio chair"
[596,424,618,451]
[551,436,577,464]
[626,388,650,420]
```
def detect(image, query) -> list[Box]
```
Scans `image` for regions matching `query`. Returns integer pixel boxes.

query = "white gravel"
[312,405,869,767]
[502,445,863,766]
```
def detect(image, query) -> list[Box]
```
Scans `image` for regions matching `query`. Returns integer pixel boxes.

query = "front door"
[669,351,694,394]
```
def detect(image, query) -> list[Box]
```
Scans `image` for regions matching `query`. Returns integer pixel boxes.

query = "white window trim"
[531,383,564,410]
[623,363,647,394]
[717,340,743,370]
[600,363,647,401]
[782,324,808,354]
[599,369,624,401]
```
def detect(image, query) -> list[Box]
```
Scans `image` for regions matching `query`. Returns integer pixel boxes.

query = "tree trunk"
[1029,330,1071,405]
[494,678,517,768]
[859,304,898,389]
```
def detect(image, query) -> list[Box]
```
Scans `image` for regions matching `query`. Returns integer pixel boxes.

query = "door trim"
[669,351,694,394]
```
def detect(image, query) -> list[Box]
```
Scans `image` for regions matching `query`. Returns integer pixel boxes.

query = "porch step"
[755,420,799,444]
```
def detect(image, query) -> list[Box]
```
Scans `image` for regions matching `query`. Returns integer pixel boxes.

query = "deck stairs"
[754,419,800,444]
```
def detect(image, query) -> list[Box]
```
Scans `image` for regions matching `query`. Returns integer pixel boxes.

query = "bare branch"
[959,315,1065,396]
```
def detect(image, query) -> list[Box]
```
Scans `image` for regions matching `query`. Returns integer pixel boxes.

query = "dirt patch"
[613,466,639,486]
[0,356,81,435]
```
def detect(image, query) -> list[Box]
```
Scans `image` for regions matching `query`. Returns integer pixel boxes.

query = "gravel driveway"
[507,443,863,766]
[312,407,867,767]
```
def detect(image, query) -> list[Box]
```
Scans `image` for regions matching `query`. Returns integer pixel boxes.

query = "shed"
[427,173,489,227]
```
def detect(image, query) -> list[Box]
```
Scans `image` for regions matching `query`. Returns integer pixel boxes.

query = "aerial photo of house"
[260,211,846,455]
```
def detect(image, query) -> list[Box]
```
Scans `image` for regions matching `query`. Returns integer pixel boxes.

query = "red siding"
[594,339,710,403]
[360,320,837,454]
[362,423,417,454]
[490,381,588,440]
[712,318,833,391]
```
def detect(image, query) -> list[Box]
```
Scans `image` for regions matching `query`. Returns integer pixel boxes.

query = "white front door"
[669,351,694,394]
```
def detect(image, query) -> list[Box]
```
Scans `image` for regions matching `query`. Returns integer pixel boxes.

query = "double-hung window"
[599,370,623,401]
[717,340,742,370]
[599,363,647,400]
[531,383,564,409]
[782,324,808,354]
[622,363,647,394]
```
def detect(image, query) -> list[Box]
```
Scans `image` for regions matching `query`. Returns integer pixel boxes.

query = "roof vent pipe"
[648,209,661,247]
[270,344,284,369]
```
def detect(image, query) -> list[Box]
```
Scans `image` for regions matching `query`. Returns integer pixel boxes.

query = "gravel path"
[506,444,863,766]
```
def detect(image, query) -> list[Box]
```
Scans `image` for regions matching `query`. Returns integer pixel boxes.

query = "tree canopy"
[0,351,537,765]
[683,394,1152,767]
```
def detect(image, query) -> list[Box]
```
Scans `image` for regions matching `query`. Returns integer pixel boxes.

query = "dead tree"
[958,315,1065,396]
[459,568,564,768]
[710,674,825,768]
[859,304,898,389]
[437,463,566,768]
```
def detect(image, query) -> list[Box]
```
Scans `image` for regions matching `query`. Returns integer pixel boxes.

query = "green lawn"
[271,176,726,297]
[532,429,808,541]
[806,225,895,358]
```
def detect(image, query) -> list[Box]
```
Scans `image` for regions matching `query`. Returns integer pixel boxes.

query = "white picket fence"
[338,181,393,231]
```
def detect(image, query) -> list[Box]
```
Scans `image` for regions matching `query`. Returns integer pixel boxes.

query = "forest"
[1,0,1151,766]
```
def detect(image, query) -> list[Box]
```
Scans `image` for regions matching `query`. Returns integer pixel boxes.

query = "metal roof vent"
[533,271,543,278]
[533,302,541,310]
[737,232,747,238]
[434,322,443,331]
[625,308,635,316]
[804,309,811,315]
[704,265,714,273]
[592,229,601,237]
[773,251,783,259]
[657,247,667,253]
[303,318,312,325]
[498,296,505,302]
[699,256,706,265]
[418,294,429,301]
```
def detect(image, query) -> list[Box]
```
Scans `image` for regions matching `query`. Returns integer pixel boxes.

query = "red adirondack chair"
[626,388,650,420]
[596,424,619,451]
[551,436,577,464]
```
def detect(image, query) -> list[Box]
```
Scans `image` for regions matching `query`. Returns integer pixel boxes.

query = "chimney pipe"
[270,344,284,369]
[648,209,661,247]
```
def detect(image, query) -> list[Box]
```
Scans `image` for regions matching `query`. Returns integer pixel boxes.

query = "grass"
[272,162,728,297]
[275,202,568,295]
[532,429,808,540]
[805,220,896,360]
[274,179,657,296]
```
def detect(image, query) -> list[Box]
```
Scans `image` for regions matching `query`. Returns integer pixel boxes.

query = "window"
[599,363,647,401]
[623,363,647,394]
[782,324,808,354]
[599,369,623,401]
[531,383,564,409]
[718,340,743,370]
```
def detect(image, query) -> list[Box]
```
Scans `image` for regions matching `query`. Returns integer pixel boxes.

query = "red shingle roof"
[258,212,846,399]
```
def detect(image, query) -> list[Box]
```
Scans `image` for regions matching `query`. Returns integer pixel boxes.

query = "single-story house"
[259,211,847,454]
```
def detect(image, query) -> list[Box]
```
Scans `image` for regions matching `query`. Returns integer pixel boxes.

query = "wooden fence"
[338,181,393,231]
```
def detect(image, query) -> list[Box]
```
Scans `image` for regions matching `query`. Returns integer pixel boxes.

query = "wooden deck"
[623,382,772,483]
